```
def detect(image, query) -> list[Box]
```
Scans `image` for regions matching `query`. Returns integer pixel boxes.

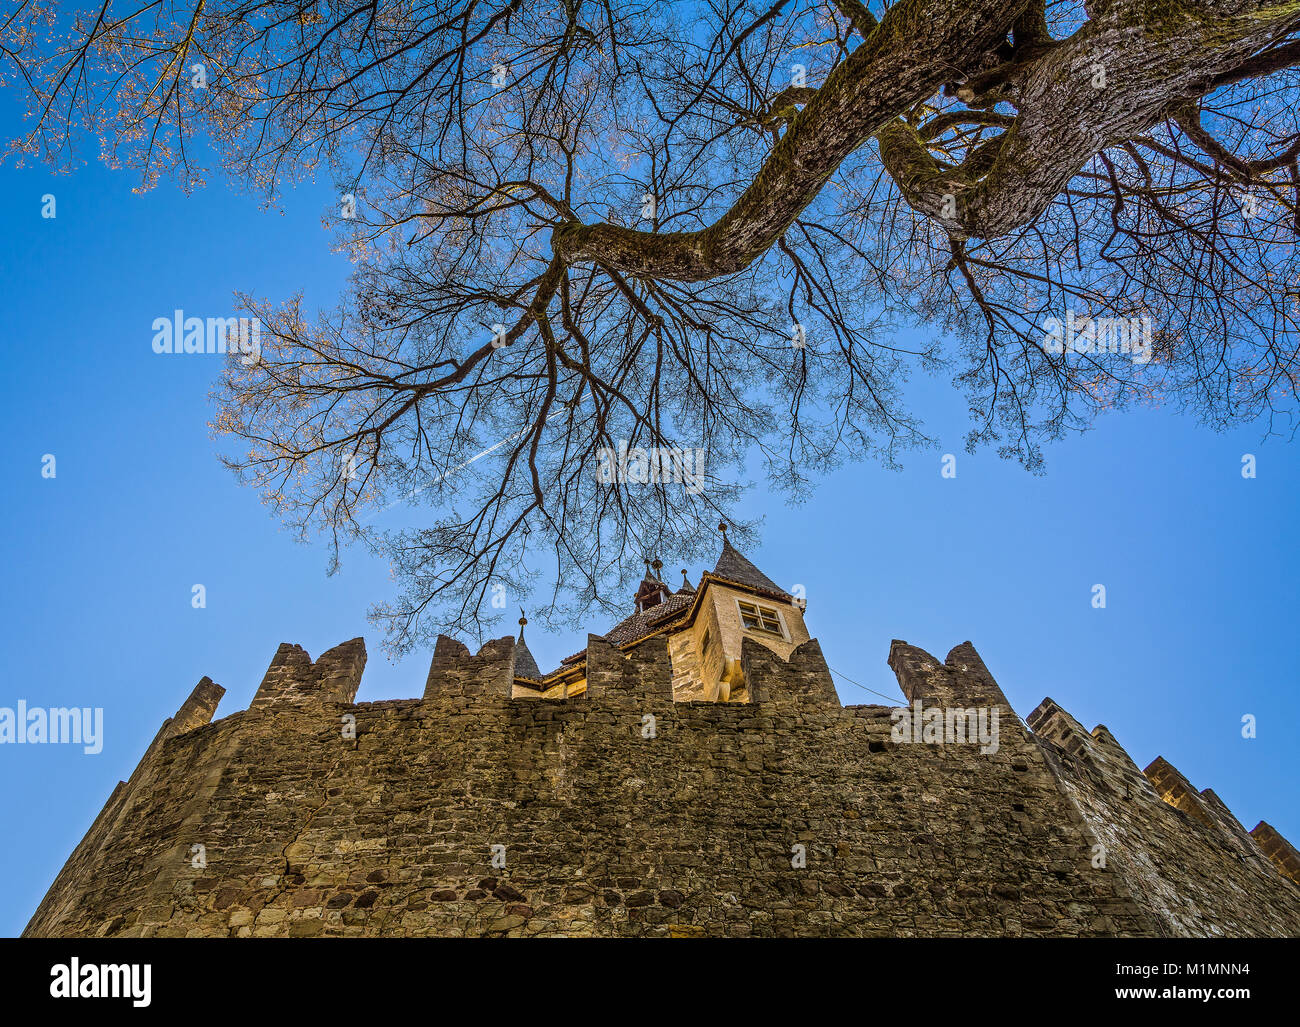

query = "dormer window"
[737,600,784,638]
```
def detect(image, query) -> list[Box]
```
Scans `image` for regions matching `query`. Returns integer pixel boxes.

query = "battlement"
[251,638,367,708]
[1137,758,1281,875]
[1024,698,1282,876]
[741,636,839,705]
[23,631,1300,938]
[1026,698,1160,801]
[584,634,674,699]
[424,635,516,698]
[888,639,1012,709]
[1025,698,1299,934]
[1251,822,1300,885]
[238,630,845,711]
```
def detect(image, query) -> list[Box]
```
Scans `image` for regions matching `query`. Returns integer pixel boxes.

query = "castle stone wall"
[1027,700,1300,936]
[23,634,1300,938]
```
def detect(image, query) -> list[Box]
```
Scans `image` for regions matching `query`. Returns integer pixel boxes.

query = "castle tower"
[670,524,810,700]
[506,528,810,702]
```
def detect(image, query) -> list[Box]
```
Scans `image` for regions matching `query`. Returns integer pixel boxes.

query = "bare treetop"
[5,0,1298,647]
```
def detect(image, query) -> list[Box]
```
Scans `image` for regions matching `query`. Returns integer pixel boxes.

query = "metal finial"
[718,521,728,541]
[518,608,527,642]
[651,558,663,579]
[681,569,690,587]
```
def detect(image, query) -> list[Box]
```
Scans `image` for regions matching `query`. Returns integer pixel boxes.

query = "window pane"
[736,601,782,634]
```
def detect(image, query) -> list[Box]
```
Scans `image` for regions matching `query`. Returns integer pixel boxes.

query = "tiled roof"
[514,638,541,679]
[712,541,789,597]
[602,591,693,645]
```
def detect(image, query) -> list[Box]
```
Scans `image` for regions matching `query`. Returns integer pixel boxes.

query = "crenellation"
[1025,705,1300,935]
[173,676,227,733]
[251,643,314,709]
[585,634,674,700]
[1026,702,1162,803]
[1026,698,1094,758]
[1251,822,1300,885]
[886,640,947,704]
[23,537,1300,938]
[940,642,1007,708]
[251,640,366,709]
[1143,756,1217,829]
[24,674,233,937]
[1193,788,1278,876]
[741,636,838,706]
[888,640,1011,711]
[312,638,368,703]
[423,635,515,699]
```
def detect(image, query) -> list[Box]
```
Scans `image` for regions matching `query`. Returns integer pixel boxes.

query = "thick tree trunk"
[556,0,1299,278]
[551,0,1027,280]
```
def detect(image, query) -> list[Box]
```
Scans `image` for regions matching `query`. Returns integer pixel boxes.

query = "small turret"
[633,557,671,611]
[514,610,541,680]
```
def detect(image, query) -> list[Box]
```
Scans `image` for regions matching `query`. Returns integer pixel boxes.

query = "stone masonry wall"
[1027,699,1300,936]
[23,633,1300,938]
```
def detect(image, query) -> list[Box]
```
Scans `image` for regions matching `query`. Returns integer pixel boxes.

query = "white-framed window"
[736,599,786,639]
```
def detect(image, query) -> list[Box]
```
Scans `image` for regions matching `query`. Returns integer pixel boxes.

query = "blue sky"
[1,95,1296,938]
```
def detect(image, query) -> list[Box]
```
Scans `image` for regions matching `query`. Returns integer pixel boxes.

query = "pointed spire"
[712,530,788,597]
[514,609,541,679]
